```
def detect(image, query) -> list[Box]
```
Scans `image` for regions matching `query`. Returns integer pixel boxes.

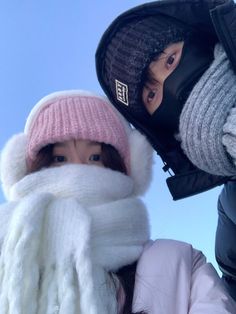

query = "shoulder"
[133,239,235,313]
[135,239,209,292]
[138,239,204,267]
[133,239,197,313]
[137,239,234,291]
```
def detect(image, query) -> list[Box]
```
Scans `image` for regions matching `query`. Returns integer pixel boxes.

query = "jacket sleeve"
[189,247,236,313]
[215,181,236,300]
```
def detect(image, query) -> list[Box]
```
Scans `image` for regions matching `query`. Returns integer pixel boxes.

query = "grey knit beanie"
[179,44,236,176]
[103,15,189,119]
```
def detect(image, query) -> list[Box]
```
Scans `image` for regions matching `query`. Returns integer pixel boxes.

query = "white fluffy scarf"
[0,164,150,314]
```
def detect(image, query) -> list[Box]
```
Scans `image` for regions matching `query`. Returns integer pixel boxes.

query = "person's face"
[50,139,104,168]
[142,41,184,114]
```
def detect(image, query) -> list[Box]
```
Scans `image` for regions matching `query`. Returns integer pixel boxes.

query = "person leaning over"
[96,0,236,301]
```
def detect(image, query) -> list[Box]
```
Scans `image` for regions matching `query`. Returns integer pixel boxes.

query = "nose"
[69,149,84,164]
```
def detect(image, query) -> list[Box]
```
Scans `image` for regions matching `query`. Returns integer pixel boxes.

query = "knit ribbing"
[104,15,188,118]
[0,164,150,314]
[222,107,236,167]
[179,44,236,176]
[26,91,130,173]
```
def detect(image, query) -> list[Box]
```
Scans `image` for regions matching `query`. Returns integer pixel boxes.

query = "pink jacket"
[132,239,236,313]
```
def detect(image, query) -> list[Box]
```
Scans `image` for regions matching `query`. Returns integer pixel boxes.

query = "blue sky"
[0,0,222,271]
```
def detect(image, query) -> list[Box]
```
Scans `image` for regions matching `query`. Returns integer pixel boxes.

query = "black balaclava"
[150,35,214,136]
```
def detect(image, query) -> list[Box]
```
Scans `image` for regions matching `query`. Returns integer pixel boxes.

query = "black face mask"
[149,37,214,135]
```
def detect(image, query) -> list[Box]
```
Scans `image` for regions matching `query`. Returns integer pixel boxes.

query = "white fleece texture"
[0,133,27,199]
[0,165,150,314]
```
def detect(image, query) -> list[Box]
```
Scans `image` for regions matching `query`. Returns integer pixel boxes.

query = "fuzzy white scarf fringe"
[0,165,150,314]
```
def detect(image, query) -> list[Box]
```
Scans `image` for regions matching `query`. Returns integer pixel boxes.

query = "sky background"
[0,0,223,272]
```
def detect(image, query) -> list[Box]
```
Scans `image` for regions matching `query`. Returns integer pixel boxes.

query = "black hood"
[96,0,236,200]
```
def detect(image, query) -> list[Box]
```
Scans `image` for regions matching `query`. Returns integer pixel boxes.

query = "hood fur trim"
[0,133,27,199]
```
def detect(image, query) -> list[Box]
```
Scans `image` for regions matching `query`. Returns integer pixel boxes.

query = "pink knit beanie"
[24,90,130,172]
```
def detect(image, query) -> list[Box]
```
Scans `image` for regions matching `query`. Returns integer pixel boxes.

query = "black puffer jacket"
[96,0,236,200]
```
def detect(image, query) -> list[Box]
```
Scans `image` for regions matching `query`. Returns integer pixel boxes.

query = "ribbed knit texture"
[179,44,236,176]
[222,108,236,167]
[104,15,188,118]
[26,92,130,172]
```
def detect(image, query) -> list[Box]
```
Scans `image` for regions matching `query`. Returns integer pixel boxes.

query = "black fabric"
[150,35,215,134]
[103,15,188,119]
[167,170,227,200]
[96,0,236,200]
[222,276,236,301]
[216,182,236,279]
[216,181,236,299]
[210,0,236,73]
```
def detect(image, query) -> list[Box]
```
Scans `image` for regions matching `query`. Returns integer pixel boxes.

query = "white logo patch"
[115,79,129,106]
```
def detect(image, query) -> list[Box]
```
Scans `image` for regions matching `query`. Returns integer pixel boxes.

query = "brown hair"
[28,142,127,175]
[115,263,147,314]
[101,143,127,174]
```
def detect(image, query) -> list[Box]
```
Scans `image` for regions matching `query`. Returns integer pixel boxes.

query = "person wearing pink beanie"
[0,90,234,314]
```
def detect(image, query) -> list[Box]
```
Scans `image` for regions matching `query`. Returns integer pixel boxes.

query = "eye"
[52,155,67,163]
[147,90,156,100]
[89,154,101,162]
[166,54,176,68]
[142,84,161,114]
[145,87,158,104]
